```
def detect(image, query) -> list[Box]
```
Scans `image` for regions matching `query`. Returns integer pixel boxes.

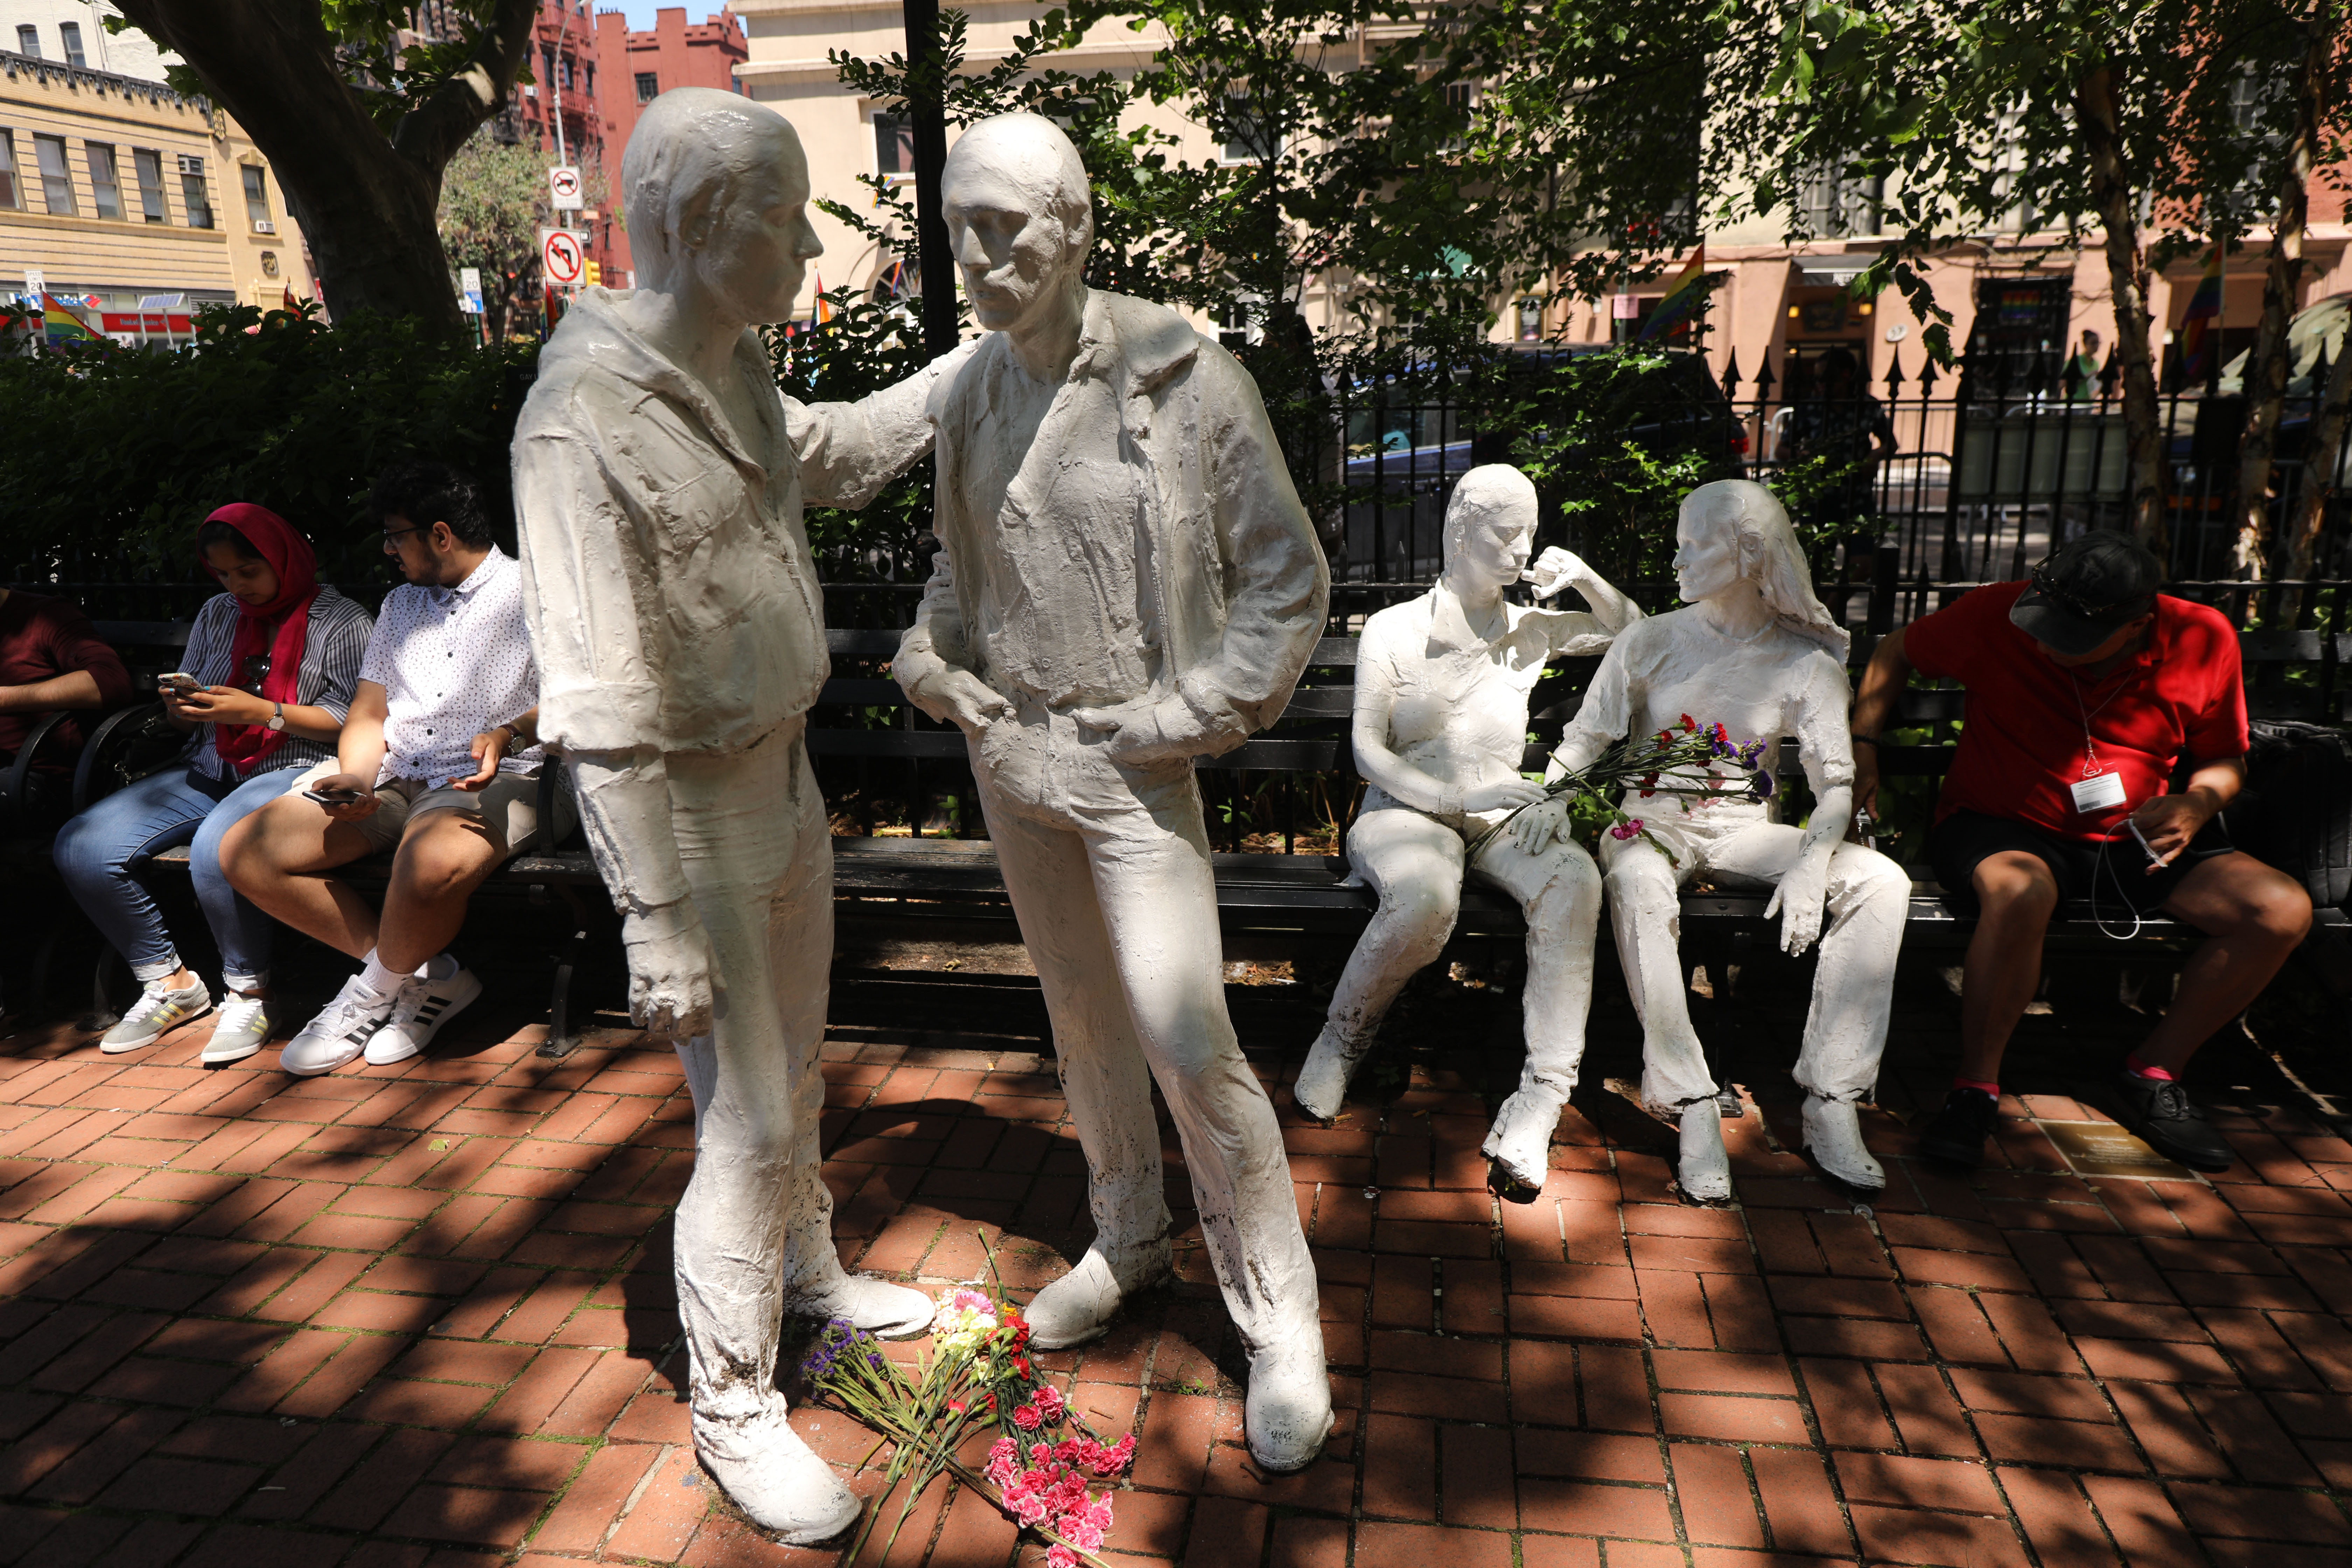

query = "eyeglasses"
[379,525,429,548]
[2028,557,2114,621]
[239,652,273,694]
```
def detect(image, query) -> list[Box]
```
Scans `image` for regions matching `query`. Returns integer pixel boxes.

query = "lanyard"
[2068,668,2132,779]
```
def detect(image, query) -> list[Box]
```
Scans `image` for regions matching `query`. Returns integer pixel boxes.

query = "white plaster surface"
[1294,466,1644,1197]
[512,88,946,1540]
[1551,480,1906,1195]
[892,113,1335,1473]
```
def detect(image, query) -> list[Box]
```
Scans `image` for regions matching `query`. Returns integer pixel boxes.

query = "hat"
[2009,532,2162,656]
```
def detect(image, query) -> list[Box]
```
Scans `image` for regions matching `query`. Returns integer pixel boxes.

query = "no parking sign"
[540,228,586,288]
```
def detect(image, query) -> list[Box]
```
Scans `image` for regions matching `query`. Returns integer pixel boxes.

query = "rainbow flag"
[2177,245,2224,385]
[1637,246,1707,342]
[39,292,103,347]
[808,270,832,331]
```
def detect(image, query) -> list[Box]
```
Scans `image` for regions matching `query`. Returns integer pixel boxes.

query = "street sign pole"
[903,0,956,359]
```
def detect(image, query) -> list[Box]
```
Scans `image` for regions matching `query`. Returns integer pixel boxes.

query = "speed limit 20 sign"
[540,228,586,288]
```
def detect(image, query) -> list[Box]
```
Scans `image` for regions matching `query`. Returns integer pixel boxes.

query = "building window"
[635,71,658,103]
[133,148,165,222]
[0,131,19,210]
[241,164,270,229]
[177,153,211,227]
[15,26,37,58]
[1220,96,1279,164]
[58,21,83,67]
[86,142,121,218]
[874,112,911,175]
[33,134,74,215]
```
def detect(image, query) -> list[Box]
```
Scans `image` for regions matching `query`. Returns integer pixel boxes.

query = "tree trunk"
[2287,337,2352,587]
[113,0,534,329]
[2232,2,2329,580]
[2077,64,2168,555]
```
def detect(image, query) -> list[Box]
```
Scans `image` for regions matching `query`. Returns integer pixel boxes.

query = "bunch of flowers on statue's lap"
[1474,713,1773,866]
[796,1238,1134,1566]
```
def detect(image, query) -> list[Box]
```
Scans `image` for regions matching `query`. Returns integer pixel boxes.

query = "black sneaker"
[2112,1072,2236,1171]
[1917,1088,2000,1168]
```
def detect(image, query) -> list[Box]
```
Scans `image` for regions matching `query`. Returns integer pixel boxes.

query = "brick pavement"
[3,972,2351,1568]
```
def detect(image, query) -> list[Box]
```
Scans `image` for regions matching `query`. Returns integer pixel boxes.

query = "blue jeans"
[53,763,300,989]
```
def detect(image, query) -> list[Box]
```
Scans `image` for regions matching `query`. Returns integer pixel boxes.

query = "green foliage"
[0,305,539,599]
[438,129,608,345]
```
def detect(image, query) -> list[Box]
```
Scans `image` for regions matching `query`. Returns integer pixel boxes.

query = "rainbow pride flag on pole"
[40,292,104,348]
[1637,245,1707,342]
[2176,245,2224,385]
[808,270,832,332]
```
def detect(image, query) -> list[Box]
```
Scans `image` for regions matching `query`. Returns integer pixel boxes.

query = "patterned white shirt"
[359,548,541,788]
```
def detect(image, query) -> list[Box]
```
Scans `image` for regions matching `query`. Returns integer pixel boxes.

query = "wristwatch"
[266,701,286,733]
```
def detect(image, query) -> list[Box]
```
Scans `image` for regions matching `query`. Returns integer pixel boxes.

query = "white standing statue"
[1294,467,1642,1198]
[893,113,1335,1472]
[1546,479,1907,1201]
[511,89,965,1541]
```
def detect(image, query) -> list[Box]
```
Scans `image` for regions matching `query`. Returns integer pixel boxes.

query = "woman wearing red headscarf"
[55,504,374,1063]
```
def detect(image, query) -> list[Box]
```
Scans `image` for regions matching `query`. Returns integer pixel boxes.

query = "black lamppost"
[903,0,956,358]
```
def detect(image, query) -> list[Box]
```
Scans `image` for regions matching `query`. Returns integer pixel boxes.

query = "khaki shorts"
[287,760,573,861]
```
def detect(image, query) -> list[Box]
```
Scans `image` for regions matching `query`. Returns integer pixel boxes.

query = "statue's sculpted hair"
[1442,464,1540,566]
[622,88,796,289]
[1684,479,1848,657]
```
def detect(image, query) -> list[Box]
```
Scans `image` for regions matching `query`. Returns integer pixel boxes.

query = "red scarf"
[202,503,318,772]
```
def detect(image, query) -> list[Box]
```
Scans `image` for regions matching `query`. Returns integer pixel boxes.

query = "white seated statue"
[1295,465,1642,1196]
[1544,478,1906,1200]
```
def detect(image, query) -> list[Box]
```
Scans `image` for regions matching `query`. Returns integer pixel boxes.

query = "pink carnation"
[1609,818,1643,840]
[1034,1384,1066,1421]
[1061,1518,1106,1552]
[1046,1547,1078,1568]
[1011,1492,1049,1527]
[1013,1403,1042,1430]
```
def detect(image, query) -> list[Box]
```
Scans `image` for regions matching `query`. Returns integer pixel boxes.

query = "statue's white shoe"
[1024,1242,1170,1350]
[1802,1094,1885,1192]
[782,1274,934,1339]
[1245,1342,1335,1473]
[1482,1087,1568,1195]
[695,1410,859,1545]
[1678,1099,1732,1204]
[1293,1025,1365,1121]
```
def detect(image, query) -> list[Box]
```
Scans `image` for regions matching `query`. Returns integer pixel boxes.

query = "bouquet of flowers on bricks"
[798,1236,1136,1566]
[1469,713,1775,865]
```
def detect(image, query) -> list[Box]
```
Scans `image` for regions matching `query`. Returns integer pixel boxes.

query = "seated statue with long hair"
[1542,479,1907,1202]
[1295,465,1642,1198]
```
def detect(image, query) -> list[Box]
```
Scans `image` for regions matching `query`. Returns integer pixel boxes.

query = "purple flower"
[1750,770,1775,800]
[1609,818,1644,840]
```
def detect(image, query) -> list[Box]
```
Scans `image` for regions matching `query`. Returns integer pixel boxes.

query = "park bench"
[6,614,2345,1070]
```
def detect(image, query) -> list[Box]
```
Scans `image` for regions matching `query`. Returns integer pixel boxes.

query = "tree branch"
[392,0,538,175]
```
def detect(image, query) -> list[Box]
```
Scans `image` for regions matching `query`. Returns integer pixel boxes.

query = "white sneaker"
[202,993,272,1065]
[280,975,398,1076]
[101,977,212,1053]
[366,964,482,1066]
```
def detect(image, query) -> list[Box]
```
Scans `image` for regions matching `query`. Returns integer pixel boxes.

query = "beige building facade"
[1,12,314,338]
[733,0,2352,378]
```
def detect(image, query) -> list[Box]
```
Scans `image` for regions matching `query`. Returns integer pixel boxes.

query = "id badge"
[2070,771,2126,813]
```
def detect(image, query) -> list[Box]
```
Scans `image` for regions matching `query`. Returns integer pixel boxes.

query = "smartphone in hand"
[302,786,367,806]
[159,672,202,696]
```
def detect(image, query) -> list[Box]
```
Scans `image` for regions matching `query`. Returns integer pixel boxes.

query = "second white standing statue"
[895,113,1336,1472]
[514,91,962,1541]
[1294,466,1643,1198]
[1547,480,1907,1201]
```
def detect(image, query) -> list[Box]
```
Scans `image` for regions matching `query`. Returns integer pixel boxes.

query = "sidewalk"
[1,963,2349,1568]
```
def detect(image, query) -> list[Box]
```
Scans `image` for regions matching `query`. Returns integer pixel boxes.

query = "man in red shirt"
[1851,533,2311,1171]
[0,588,133,770]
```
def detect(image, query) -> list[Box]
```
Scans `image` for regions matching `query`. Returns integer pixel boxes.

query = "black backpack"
[2230,720,2352,911]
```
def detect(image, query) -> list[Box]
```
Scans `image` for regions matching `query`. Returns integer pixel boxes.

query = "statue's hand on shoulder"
[620,899,722,1040]
[1763,855,1829,957]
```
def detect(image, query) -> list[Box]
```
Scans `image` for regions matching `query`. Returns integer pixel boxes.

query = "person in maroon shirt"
[0,589,134,768]
[1851,532,2311,1172]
